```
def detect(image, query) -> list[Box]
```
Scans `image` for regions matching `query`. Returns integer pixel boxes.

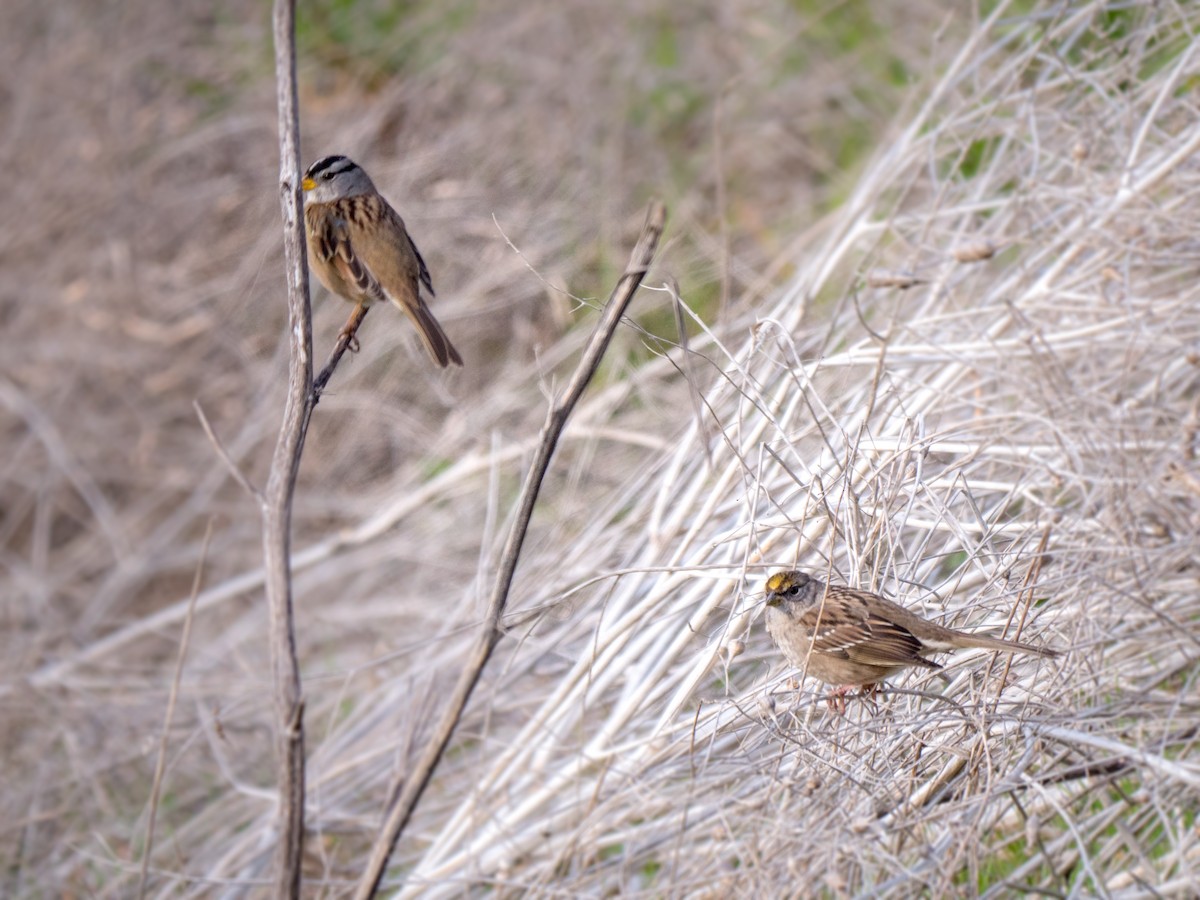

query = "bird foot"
[825,683,883,715]
[825,686,852,715]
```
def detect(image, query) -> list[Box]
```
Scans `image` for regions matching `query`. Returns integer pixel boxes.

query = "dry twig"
[266,1,310,894]
[135,520,213,900]
[355,200,667,898]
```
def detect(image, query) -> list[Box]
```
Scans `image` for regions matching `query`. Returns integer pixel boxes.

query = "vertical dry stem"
[267,0,309,895]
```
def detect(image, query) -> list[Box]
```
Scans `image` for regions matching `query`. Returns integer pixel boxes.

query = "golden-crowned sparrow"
[302,155,463,368]
[764,569,1059,710]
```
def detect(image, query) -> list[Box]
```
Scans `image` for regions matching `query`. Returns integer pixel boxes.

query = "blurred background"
[0,0,940,655]
[5,1,1200,896]
[3,0,943,886]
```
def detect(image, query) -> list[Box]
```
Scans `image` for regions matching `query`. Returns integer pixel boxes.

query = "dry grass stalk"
[263,0,309,894]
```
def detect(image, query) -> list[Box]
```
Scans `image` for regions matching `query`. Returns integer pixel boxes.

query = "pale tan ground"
[3,2,1200,897]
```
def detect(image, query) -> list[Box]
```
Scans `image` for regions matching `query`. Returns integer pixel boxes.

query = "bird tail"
[400,296,463,368]
[952,633,1060,658]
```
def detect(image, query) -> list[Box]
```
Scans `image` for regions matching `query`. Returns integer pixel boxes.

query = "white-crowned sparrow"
[764,569,1059,710]
[302,155,463,368]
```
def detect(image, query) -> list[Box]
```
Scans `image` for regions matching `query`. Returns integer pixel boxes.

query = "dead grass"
[3,0,1200,897]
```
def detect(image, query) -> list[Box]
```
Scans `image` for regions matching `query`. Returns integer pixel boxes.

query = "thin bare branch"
[136,519,213,900]
[193,400,262,501]
[666,277,715,470]
[313,303,371,400]
[354,200,668,898]
[267,1,309,895]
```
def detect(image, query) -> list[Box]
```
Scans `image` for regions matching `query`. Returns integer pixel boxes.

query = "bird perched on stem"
[764,569,1059,712]
[302,154,463,368]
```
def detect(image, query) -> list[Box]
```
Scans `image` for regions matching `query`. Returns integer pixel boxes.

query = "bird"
[302,154,463,368]
[763,569,1059,711]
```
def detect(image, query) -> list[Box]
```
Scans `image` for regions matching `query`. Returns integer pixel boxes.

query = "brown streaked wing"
[798,601,937,669]
[846,613,940,669]
[346,198,420,307]
[796,605,874,659]
[371,200,433,296]
[407,230,435,296]
[382,201,434,296]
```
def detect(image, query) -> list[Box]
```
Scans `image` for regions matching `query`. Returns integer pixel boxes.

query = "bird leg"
[337,304,368,353]
[826,685,853,714]
[312,304,371,401]
[825,682,883,714]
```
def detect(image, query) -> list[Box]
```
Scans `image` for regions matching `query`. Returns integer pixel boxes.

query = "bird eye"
[787,584,801,596]
[322,172,334,181]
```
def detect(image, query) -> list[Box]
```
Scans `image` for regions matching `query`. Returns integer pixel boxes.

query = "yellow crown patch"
[765,571,794,593]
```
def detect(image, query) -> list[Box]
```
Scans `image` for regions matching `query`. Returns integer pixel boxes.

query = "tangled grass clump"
[389,6,1200,895]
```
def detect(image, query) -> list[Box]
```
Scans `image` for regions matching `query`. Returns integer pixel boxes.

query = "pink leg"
[826,685,852,714]
[825,683,882,714]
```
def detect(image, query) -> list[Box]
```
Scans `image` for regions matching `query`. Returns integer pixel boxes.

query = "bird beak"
[301,176,316,191]
[765,592,780,607]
